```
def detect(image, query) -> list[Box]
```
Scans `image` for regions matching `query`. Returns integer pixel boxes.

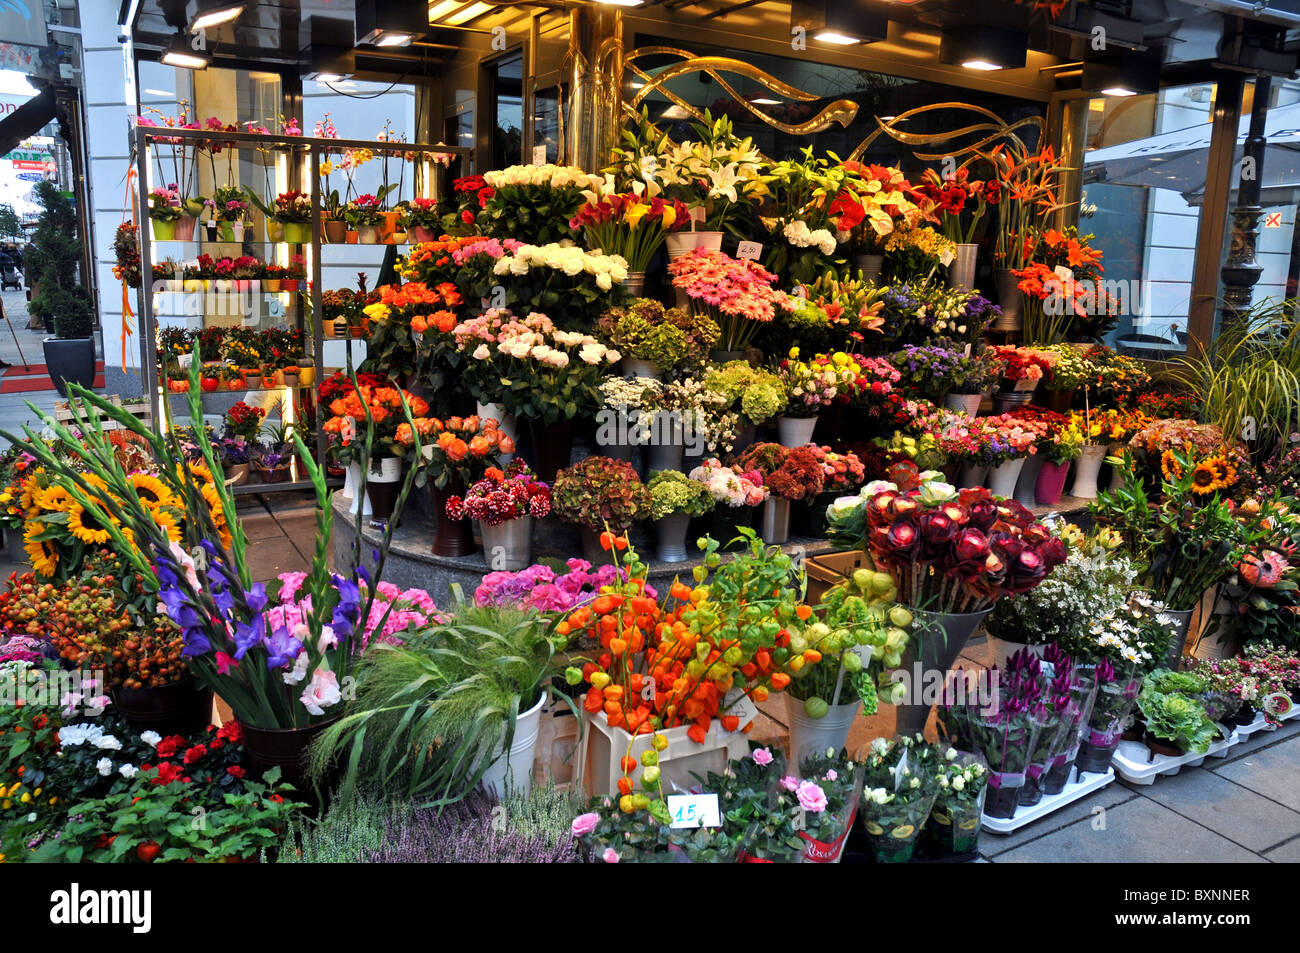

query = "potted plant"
[446,461,550,571]
[222,400,265,443]
[230,255,260,295]
[311,599,570,801]
[147,185,183,241]
[218,364,245,392]
[734,442,826,545]
[551,456,651,562]
[166,365,189,393]
[273,190,313,244]
[262,262,285,294]
[282,364,301,388]
[219,436,252,486]
[858,736,940,862]
[210,185,249,242]
[401,197,441,245]
[29,182,97,397]
[345,194,385,243]
[919,751,989,861]
[252,445,291,483]
[646,469,713,563]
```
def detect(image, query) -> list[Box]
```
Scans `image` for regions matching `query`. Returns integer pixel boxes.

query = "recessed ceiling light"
[815,31,860,45]
[429,0,461,19]
[191,3,244,30]
[376,32,413,46]
[1101,86,1137,97]
[447,2,493,24]
[962,59,1003,71]
[751,97,780,105]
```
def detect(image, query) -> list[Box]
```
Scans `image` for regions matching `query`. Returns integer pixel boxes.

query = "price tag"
[688,206,707,225]
[667,793,721,829]
[722,688,759,727]
[736,241,763,261]
[531,144,548,166]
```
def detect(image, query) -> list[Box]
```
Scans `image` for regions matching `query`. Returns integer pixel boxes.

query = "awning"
[1083,100,1300,200]
[0,88,55,158]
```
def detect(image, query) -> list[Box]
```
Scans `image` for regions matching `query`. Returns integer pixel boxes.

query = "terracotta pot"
[324,218,347,244]
[378,210,400,243]
[345,230,358,244]
[410,225,436,244]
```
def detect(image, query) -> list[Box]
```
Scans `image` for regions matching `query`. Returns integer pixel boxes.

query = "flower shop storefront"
[1,0,1298,882]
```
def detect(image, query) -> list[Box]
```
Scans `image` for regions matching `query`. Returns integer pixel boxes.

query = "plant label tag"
[722,688,759,726]
[892,748,910,793]
[736,241,763,260]
[668,793,721,829]
[689,206,707,225]
[532,144,548,166]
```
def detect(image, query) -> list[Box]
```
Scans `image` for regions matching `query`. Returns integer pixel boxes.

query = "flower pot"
[992,268,1022,331]
[254,462,290,484]
[217,221,244,242]
[324,218,347,244]
[1040,388,1074,414]
[851,254,884,283]
[921,788,987,861]
[42,336,96,397]
[665,230,723,260]
[1076,675,1142,775]
[943,392,982,417]
[645,412,685,475]
[1158,607,1194,669]
[895,607,993,737]
[409,225,435,245]
[345,229,359,244]
[242,372,261,390]
[150,217,177,241]
[225,462,251,486]
[1034,459,1071,505]
[357,224,380,244]
[947,243,978,292]
[282,372,300,389]
[481,517,533,570]
[282,221,311,245]
[478,694,546,797]
[1229,704,1257,727]
[580,525,608,565]
[167,379,188,393]
[1106,443,1127,491]
[1143,731,1184,759]
[282,280,299,293]
[984,778,1024,820]
[111,677,214,738]
[175,216,197,241]
[343,462,374,518]
[527,417,573,484]
[431,479,476,556]
[264,279,283,293]
[760,496,791,544]
[298,367,315,387]
[654,512,691,563]
[992,390,1033,415]
[786,696,861,770]
[987,457,1026,498]
[379,210,401,243]
[265,219,285,243]
[621,357,661,380]
[364,456,404,522]
[957,463,988,489]
[1014,454,1044,507]
[239,717,340,797]
[1070,444,1108,499]
[776,414,818,448]
[623,271,647,296]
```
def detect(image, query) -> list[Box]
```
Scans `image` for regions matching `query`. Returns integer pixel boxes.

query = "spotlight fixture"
[161,32,210,70]
[354,0,426,47]
[593,0,645,6]
[790,0,888,46]
[1083,52,1160,97]
[191,2,244,31]
[939,26,1027,72]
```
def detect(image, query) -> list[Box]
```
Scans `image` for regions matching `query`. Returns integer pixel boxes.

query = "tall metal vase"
[895,607,992,737]
[948,243,978,292]
[993,268,1023,331]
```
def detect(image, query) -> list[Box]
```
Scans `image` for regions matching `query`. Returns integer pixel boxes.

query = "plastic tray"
[1111,729,1240,785]
[982,767,1116,834]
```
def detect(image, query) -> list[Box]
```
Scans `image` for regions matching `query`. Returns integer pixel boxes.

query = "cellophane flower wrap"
[858,734,940,862]
[923,748,989,857]
[790,749,861,863]
[445,460,550,525]
[827,470,1066,613]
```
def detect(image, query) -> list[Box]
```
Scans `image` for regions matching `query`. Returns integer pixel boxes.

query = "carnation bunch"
[445,460,551,525]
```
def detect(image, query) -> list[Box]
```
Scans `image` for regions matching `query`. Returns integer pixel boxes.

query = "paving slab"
[1216,720,1300,763]
[981,781,1138,856]
[245,537,313,582]
[1130,765,1300,853]
[991,796,1266,863]
[1263,837,1300,862]
[1212,735,1300,812]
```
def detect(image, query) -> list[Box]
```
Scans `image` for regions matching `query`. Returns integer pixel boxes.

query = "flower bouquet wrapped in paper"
[857,734,940,863]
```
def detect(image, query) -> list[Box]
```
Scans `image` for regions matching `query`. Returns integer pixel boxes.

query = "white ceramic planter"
[987,457,1027,498]
[1071,444,1109,499]
[665,230,723,260]
[776,415,818,448]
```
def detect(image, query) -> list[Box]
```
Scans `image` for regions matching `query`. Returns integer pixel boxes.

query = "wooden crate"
[805,549,870,604]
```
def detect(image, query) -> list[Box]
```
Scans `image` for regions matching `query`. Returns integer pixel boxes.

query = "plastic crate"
[578,710,751,799]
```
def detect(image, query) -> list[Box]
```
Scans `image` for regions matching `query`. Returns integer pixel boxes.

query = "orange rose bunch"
[397,235,486,282]
[408,414,516,489]
[322,378,429,463]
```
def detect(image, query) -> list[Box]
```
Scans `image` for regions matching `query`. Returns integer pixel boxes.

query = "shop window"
[490,52,523,169]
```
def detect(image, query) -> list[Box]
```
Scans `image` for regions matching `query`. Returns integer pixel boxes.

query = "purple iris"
[232,617,264,660]
[263,626,303,670]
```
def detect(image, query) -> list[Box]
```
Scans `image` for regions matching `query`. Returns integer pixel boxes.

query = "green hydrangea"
[705,361,786,424]
[647,469,715,520]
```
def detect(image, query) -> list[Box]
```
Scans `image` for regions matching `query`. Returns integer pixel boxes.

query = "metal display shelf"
[132,125,469,493]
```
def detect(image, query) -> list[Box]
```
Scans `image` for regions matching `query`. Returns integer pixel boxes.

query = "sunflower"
[1160,449,1185,482]
[129,473,180,511]
[22,524,57,577]
[18,474,42,515]
[149,508,182,543]
[65,498,115,545]
[1191,454,1236,496]
[33,484,72,513]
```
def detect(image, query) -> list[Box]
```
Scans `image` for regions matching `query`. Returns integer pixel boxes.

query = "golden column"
[563,6,624,172]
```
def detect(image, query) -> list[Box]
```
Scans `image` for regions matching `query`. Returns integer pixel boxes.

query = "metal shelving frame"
[132,126,470,495]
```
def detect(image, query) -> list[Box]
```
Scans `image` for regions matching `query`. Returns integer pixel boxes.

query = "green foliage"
[1137,687,1219,754]
[309,598,570,805]
[647,468,714,520]
[0,203,23,240]
[27,181,93,339]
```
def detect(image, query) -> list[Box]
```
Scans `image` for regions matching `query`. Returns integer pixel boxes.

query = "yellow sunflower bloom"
[22,525,57,577]
[65,499,114,546]
[33,485,72,513]
[150,509,182,543]
[129,473,179,511]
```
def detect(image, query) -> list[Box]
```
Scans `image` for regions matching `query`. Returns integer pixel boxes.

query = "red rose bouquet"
[734,443,826,502]
[445,460,551,525]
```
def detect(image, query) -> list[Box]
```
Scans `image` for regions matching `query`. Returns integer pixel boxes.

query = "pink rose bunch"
[689,458,769,507]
